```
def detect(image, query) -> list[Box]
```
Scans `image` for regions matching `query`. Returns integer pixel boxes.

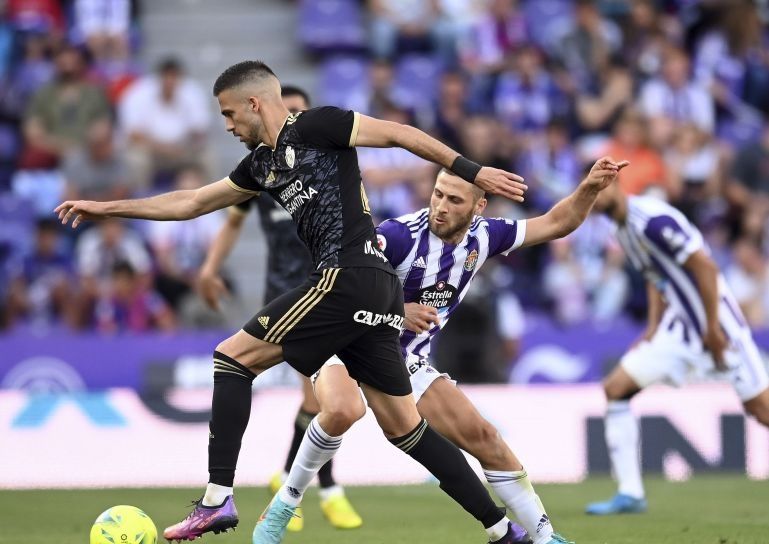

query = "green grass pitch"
[2,476,766,544]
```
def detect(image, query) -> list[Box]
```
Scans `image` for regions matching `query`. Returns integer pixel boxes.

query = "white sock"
[605,400,644,499]
[202,483,232,506]
[485,469,553,544]
[278,417,342,507]
[486,516,512,542]
[318,485,345,502]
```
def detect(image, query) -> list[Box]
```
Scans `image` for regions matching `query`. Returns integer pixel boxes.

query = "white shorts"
[622,312,769,402]
[313,354,454,403]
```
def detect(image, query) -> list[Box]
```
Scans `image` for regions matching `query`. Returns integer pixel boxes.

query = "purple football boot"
[163,496,238,541]
[491,522,533,544]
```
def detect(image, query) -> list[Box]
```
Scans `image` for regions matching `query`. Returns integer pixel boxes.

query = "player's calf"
[743,388,769,427]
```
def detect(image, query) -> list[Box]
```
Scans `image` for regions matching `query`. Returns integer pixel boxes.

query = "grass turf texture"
[1,476,766,544]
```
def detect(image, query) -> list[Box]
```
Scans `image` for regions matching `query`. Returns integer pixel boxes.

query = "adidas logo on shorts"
[258,316,270,329]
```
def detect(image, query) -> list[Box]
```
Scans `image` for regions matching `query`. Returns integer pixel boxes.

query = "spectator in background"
[119,57,211,189]
[365,59,398,117]
[575,54,633,136]
[368,0,450,60]
[146,165,224,312]
[6,0,66,36]
[694,0,769,127]
[621,0,669,82]
[62,119,134,201]
[95,261,175,333]
[516,118,580,212]
[74,218,152,327]
[7,32,55,108]
[639,46,715,147]
[459,114,514,171]
[726,238,769,327]
[494,45,567,135]
[727,124,769,217]
[591,241,629,324]
[429,70,468,151]
[543,237,588,326]
[21,45,111,168]
[459,0,527,109]
[74,0,130,63]
[601,108,669,198]
[552,0,622,92]
[664,122,721,224]
[4,218,74,328]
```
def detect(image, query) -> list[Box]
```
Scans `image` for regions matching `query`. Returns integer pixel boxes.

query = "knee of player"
[603,380,627,401]
[466,419,500,451]
[745,401,769,427]
[322,401,365,433]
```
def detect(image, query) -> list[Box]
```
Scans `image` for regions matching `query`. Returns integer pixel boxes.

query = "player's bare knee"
[320,400,364,436]
[603,379,628,401]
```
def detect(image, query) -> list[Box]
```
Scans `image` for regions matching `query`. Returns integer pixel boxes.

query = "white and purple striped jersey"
[376,208,527,359]
[616,196,748,342]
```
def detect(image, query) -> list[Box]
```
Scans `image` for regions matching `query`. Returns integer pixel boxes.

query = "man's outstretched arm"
[354,114,527,202]
[55,178,252,228]
[522,157,629,247]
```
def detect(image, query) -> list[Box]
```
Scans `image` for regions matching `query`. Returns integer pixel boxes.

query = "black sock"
[208,351,256,487]
[389,420,505,529]
[283,408,336,488]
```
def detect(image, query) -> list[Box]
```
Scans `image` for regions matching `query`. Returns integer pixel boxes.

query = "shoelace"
[261,504,297,535]
[181,498,204,521]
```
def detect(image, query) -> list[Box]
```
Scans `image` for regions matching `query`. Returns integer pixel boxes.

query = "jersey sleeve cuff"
[226,176,260,195]
[500,219,527,256]
[349,111,361,147]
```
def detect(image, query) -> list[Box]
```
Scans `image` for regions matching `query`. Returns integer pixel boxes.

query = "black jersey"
[228,106,392,273]
[232,196,313,302]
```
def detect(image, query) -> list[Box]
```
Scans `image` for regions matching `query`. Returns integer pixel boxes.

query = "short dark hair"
[280,85,311,107]
[213,60,277,96]
[157,56,184,75]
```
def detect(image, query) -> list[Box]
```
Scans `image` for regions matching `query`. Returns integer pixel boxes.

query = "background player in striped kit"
[198,86,362,532]
[585,180,769,516]
[266,157,629,544]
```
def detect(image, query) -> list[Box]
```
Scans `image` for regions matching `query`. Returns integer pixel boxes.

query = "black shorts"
[243,267,411,396]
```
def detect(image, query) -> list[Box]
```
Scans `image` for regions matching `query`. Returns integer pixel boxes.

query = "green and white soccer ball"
[90,505,157,544]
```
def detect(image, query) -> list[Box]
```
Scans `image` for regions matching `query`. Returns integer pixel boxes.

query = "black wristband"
[450,156,482,184]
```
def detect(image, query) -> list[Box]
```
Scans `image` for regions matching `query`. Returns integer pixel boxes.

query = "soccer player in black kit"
[198,85,363,532]
[55,61,530,544]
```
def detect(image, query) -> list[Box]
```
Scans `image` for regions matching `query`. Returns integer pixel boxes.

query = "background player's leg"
[743,388,769,427]
[418,377,557,544]
[274,376,320,488]
[278,363,365,508]
[361,384,518,543]
[585,365,645,516]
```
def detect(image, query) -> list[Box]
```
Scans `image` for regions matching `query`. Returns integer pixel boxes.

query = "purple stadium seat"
[522,0,574,50]
[392,54,443,109]
[298,0,366,54]
[0,193,36,255]
[318,56,370,111]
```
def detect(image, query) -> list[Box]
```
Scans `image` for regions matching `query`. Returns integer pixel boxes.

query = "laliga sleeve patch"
[377,233,387,251]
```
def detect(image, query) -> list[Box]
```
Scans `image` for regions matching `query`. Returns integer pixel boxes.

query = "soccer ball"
[90,505,157,544]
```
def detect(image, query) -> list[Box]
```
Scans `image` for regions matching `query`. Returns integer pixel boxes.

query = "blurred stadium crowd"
[1,0,769,360]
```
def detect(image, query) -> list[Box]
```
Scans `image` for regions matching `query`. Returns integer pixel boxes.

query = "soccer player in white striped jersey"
[260,157,629,544]
[585,180,769,516]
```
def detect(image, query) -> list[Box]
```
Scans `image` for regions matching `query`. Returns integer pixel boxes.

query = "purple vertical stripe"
[648,254,702,335]
[437,241,456,284]
[400,228,432,355]
[445,235,479,316]
[722,295,747,329]
[402,227,431,299]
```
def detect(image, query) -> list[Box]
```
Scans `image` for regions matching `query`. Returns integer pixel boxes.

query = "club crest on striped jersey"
[464,249,479,271]
[377,234,387,252]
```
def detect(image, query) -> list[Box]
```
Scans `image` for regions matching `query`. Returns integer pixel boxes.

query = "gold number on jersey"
[360,183,371,215]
